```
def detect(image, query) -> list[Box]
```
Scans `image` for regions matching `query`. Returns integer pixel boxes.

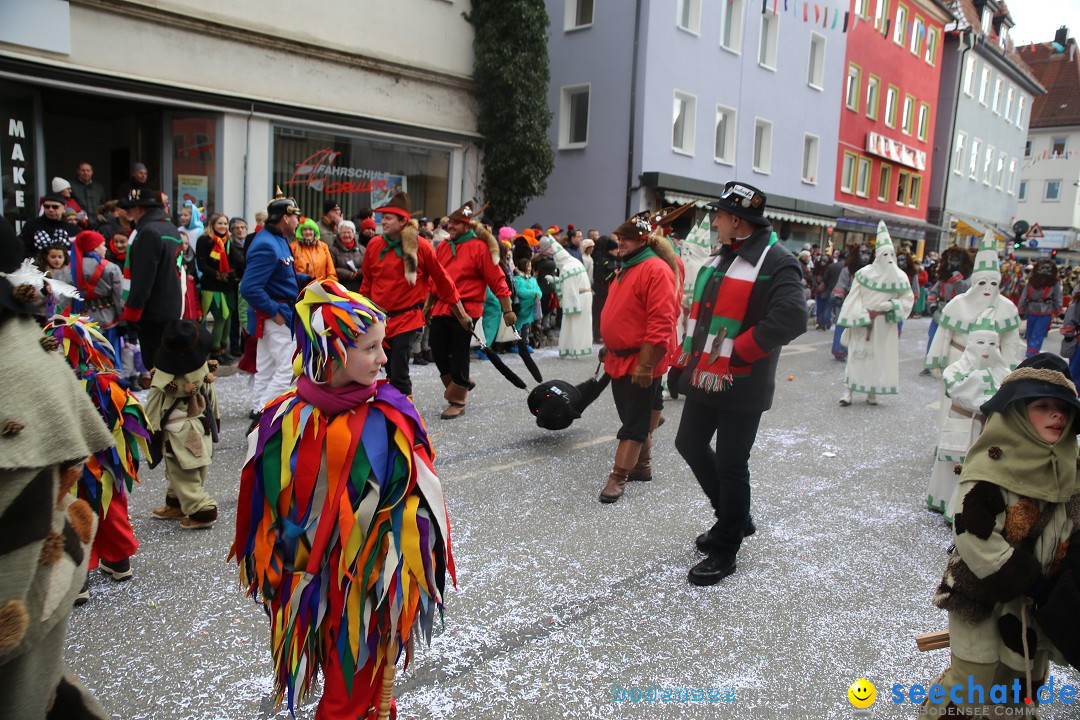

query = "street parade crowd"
[1,167,1079,718]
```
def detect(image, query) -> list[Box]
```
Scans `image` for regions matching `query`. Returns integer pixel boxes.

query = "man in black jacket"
[669,182,807,586]
[119,188,183,369]
[19,193,75,258]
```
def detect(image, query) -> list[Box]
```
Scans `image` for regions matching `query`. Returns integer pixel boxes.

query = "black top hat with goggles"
[707,182,770,227]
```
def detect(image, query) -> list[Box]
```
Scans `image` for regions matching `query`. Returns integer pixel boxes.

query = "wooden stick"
[916,630,950,651]
[377,658,396,720]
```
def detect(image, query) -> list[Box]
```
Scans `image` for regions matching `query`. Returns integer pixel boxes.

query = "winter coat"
[329,238,364,293]
[290,240,337,283]
[121,209,183,325]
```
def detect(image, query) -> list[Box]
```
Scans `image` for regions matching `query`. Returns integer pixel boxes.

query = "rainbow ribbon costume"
[231,280,454,716]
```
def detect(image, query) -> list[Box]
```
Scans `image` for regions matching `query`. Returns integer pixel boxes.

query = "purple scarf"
[295,375,376,414]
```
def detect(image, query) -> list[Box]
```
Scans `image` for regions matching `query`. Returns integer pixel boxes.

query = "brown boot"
[151,495,184,520]
[628,410,665,482]
[441,382,468,419]
[600,439,643,503]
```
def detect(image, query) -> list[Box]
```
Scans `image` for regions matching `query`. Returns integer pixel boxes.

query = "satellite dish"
[1013,220,1029,236]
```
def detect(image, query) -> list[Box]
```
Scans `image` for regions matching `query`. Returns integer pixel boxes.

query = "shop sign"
[865,132,926,171]
[284,148,395,196]
[1,110,34,234]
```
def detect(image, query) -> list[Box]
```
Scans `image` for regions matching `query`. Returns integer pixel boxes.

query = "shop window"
[272,125,451,222]
[171,116,217,214]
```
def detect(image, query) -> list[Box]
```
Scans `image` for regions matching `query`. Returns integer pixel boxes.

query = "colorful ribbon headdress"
[292,280,386,382]
[43,311,116,374]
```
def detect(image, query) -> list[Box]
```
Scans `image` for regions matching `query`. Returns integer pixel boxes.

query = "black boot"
[688,553,737,586]
[694,516,756,553]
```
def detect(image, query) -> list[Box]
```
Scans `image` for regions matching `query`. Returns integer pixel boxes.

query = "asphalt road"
[64,317,1080,719]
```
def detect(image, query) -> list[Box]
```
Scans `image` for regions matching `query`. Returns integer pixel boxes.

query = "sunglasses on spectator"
[43,203,64,210]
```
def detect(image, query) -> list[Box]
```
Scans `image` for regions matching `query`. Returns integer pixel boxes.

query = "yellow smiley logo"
[847,678,876,709]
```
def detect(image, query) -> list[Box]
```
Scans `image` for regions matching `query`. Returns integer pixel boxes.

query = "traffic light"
[1051,249,1058,258]
[1013,239,1022,249]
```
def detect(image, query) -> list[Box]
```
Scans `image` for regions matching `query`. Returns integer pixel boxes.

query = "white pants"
[252,321,295,414]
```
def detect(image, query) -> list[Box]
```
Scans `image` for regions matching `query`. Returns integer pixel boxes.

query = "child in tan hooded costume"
[926,353,1080,714]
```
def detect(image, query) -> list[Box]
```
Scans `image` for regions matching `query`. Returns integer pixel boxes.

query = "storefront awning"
[765,208,836,229]
[952,216,1010,243]
[661,191,712,209]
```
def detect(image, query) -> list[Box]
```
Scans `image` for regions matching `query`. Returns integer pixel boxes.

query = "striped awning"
[661,191,712,209]
[765,208,836,229]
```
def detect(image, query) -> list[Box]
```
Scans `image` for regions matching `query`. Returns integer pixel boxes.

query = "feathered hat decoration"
[42,311,116,375]
[292,280,386,383]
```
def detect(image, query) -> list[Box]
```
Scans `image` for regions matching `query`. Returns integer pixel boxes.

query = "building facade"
[926,0,1042,253]
[833,0,953,247]
[1016,29,1080,259]
[526,0,847,245]
[0,0,481,234]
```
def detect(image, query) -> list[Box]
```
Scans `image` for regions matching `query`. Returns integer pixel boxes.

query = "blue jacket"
[240,225,305,326]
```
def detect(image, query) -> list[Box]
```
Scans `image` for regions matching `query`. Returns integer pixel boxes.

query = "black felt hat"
[527,380,582,430]
[706,181,770,227]
[980,353,1080,430]
[154,319,214,375]
[118,187,164,209]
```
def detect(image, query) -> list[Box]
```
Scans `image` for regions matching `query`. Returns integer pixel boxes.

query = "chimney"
[1054,26,1068,47]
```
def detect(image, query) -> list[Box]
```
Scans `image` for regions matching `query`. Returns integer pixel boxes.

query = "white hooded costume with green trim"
[926,318,1011,519]
[836,222,913,395]
[677,215,713,345]
[925,231,1021,372]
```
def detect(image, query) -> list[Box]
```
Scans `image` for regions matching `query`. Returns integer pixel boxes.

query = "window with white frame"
[758,13,779,69]
[982,145,993,184]
[866,75,880,120]
[963,56,976,96]
[979,67,990,105]
[1024,139,1032,157]
[1045,180,1062,201]
[917,102,930,141]
[855,0,870,18]
[992,78,1003,114]
[875,0,889,24]
[558,84,590,148]
[845,64,861,111]
[720,0,744,52]
[856,156,871,197]
[802,134,819,184]
[995,151,1006,190]
[563,0,594,30]
[1016,96,1025,126]
[1007,158,1016,195]
[672,91,696,155]
[896,171,909,205]
[911,16,924,55]
[953,133,965,175]
[925,27,938,64]
[885,85,898,127]
[1004,87,1015,120]
[714,105,736,165]
[1018,180,1028,201]
[753,118,773,173]
[981,6,992,30]
[807,33,826,89]
[901,95,915,135]
[677,0,701,34]
[894,4,908,45]
[1052,137,1067,156]
[841,152,856,193]
[969,138,981,178]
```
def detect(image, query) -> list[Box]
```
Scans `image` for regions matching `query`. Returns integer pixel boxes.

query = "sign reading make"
[0,100,35,234]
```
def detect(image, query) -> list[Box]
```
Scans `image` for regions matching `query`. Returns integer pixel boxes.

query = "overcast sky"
[1006,1,1080,45]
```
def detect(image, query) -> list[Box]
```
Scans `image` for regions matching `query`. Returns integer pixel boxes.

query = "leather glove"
[598,347,607,363]
[667,366,682,399]
[499,295,516,328]
[631,342,667,388]
[451,301,473,332]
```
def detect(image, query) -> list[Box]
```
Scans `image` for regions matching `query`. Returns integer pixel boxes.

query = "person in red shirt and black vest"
[669,182,806,586]
[597,213,680,505]
[428,201,514,419]
[361,192,468,398]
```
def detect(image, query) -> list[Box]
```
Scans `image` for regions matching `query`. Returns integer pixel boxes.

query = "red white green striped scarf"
[676,232,777,391]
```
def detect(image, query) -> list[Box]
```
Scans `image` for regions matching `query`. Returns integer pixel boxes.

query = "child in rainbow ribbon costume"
[42,312,150,599]
[231,280,454,720]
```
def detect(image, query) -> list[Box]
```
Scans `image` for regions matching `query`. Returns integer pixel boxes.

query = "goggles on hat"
[720,184,760,209]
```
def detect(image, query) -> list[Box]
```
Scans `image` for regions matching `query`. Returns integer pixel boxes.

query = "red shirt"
[599,254,678,379]
[432,232,510,318]
[361,234,459,337]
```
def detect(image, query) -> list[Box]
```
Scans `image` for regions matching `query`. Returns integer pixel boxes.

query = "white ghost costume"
[545,240,593,358]
[926,321,1011,520]
[837,222,913,399]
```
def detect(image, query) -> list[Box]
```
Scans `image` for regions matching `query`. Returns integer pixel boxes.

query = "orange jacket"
[290,240,338,283]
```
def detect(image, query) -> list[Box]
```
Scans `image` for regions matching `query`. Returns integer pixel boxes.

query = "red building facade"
[834,0,954,238]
